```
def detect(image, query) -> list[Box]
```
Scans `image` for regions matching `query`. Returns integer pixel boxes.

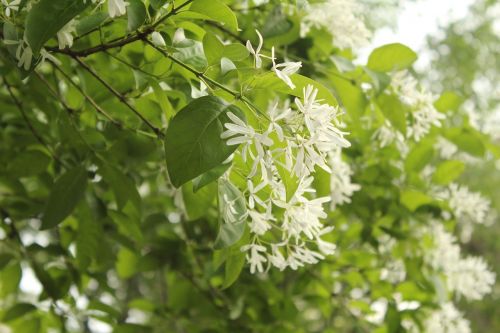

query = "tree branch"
[71,57,163,137]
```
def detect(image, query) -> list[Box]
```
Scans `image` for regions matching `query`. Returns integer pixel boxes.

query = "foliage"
[0,0,497,332]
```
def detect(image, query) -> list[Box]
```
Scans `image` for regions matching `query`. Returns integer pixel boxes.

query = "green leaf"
[127,0,147,31]
[405,143,434,173]
[385,302,402,333]
[25,0,90,54]
[148,78,174,120]
[446,129,486,157]
[182,181,217,220]
[222,250,246,289]
[203,32,224,65]
[190,0,238,32]
[364,67,391,94]
[109,210,143,244]
[164,96,244,188]
[400,190,433,212]
[41,166,87,229]
[0,263,21,297]
[432,160,465,185]
[7,150,50,177]
[367,43,417,72]
[116,247,139,279]
[434,91,463,113]
[377,94,408,135]
[99,162,141,212]
[214,179,247,249]
[0,254,14,270]
[2,303,37,322]
[223,43,249,61]
[192,163,230,192]
[214,221,246,250]
[330,75,367,119]
[76,12,108,36]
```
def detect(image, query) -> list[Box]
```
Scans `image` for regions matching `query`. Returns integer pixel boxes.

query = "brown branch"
[72,56,163,137]
[48,0,194,58]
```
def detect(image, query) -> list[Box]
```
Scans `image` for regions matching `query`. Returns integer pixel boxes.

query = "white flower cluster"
[221,84,354,273]
[299,0,371,50]
[372,120,408,153]
[422,222,495,301]
[417,302,471,333]
[391,71,446,142]
[438,183,491,225]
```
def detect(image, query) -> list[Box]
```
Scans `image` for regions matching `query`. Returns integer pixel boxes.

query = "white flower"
[241,243,267,274]
[151,31,166,47]
[435,136,458,159]
[246,29,268,69]
[446,256,496,301]
[391,71,445,141]
[329,148,360,209]
[267,101,292,141]
[281,195,330,240]
[108,0,128,18]
[14,37,32,71]
[247,179,267,209]
[2,0,20,16]
[268,244,287,271]
[441,183,491,225]
[422,222,495,300]
[300,0,371,50]
[57,20,76,50]
[271,47,302,89]
[221,112,273,176]
[288,245,324,269]
[423,303,471,333]
[40,48,62,66]
[315,227,336,255]
[248,209,272,235]
[295,85,351,149]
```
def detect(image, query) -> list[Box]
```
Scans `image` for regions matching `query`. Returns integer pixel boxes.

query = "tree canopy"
[0,1,498,332]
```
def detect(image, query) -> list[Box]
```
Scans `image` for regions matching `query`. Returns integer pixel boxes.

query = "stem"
[72,56,163,137]
[143,39,270,120]
[49,0,194,58]
[3,77,66,167]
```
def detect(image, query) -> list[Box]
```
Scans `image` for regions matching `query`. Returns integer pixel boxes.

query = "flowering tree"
[0,0,497,332]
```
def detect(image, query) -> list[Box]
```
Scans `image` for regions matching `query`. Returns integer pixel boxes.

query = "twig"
[3,77,66,166]
[49,0,194,58]
[143,39,270,120]
[72,56,163,137]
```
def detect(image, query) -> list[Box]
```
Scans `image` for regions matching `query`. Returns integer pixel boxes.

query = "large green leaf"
[367,43,417,72]
[190,0,238,32]
[41,166,87,229]
[164,96,244,188]
[127,0,147,31]
[432,160,465,185]
[25,0,90,54]
[400,190,433,212]
[203,32,224,66]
